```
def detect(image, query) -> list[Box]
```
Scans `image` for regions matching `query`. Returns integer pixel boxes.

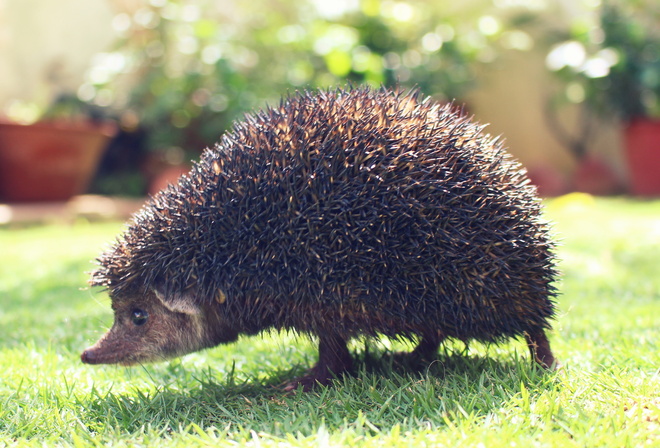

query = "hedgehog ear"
[152,287,201,315]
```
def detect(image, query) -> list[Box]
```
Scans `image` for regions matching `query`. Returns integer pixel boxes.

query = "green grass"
[1,195,659,447]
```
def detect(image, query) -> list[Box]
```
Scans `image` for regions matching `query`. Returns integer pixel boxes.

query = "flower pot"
[573,155,622,196]
[624,118,660,196]
[148,164,191,196]
[526,166,569,197]
[0,120,115,203]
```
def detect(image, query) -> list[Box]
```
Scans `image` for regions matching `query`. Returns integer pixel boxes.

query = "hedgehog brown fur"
[84,86,558,390]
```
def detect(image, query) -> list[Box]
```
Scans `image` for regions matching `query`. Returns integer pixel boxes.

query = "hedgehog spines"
[92,85,557,345]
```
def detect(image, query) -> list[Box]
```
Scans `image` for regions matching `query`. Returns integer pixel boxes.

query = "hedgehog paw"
[393,333,444,368]
[283,333,353,392]
[282,359,354,392]
[525,329,557,370]
[391,350,437,370]
[281,369,337,392]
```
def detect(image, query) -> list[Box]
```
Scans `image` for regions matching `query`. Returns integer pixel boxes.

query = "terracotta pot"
[148,164,192,196]
[624,118,660,196]
[573,155,622,196]
[526,166,569,197]
[0,120,115,203]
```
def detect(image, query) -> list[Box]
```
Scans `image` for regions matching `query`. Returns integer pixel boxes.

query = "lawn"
[0,194,658,447]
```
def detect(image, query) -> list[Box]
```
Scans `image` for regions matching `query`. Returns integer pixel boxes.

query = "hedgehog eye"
[131,309,149,326]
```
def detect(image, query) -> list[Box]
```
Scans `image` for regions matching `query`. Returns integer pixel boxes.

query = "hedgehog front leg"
[525,330,557,369]
[283,333,353,392]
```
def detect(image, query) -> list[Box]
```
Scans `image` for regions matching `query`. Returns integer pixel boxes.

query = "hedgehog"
[81,86,558,390]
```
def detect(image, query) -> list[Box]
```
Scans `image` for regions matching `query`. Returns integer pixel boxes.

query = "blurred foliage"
[81,0,540,159]
[544,0,660,120]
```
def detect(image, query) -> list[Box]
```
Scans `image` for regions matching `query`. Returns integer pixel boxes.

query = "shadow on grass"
[77,349,559,437]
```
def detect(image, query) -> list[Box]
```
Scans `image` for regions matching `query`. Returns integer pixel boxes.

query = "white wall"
[0,0,116,110]
[468,47,626,189]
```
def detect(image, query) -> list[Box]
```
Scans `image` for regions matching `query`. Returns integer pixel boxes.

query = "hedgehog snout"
[80,348,97,364]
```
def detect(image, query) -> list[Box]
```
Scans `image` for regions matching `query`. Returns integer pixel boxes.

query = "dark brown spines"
[92,86,557,347]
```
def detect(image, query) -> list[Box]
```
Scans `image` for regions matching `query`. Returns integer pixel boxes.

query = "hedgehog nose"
[81,348,96,364]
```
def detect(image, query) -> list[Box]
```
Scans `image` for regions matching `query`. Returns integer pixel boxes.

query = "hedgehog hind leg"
[409,331,445,362]
[524,329,557,370]
[392,331,445,369]
[283,333,353,392]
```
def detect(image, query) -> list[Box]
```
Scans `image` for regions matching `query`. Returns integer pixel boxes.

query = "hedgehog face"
[81,288,239,365]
